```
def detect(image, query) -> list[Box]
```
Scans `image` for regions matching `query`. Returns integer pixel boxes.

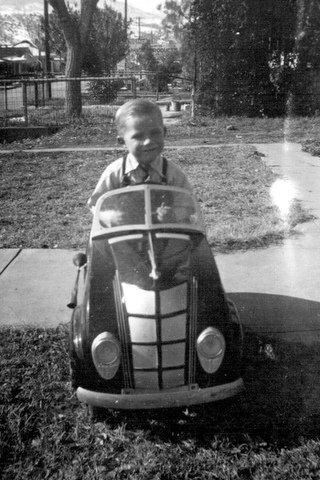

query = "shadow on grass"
[2,292,320,457]
[104,293,320,448]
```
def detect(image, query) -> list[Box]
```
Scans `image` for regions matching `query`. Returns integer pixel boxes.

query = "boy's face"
[118,112,165,166]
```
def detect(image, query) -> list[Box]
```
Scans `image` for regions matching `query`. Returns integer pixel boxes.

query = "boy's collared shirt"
[87,153,192,211]
[124,154,165,183]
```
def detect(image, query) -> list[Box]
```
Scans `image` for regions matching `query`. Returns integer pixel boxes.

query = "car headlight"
[196,327,225,374]
[91,332,121,380]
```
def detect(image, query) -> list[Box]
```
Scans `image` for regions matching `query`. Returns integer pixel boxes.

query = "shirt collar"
[125,153,163,175]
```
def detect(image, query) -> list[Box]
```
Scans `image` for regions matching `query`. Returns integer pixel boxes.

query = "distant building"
[0,42,41,77]
[39,52,65,75]
[0,40,65,78]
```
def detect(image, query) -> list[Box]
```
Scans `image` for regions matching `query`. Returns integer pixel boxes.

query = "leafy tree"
[48,0,99,116]
[136,40,158,89]
[80,6,127,75]
[289,0,320,114]
[160,1,198,96]
[161,0,320,116]
[44,4,126,75]
[135,40,182,92]
[234,0,297,116]
[156,48,182,91]
[43,9,67,59]
[137,40,158,72]
[161,0,192,45]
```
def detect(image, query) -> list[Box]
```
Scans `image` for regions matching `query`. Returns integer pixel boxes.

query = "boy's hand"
[156,202,173,222]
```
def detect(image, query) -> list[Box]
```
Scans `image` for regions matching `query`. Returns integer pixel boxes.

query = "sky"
[124,0,162,13]
[0,0,164,15]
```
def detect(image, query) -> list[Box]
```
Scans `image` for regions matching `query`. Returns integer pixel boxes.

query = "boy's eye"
[131,129,162,140]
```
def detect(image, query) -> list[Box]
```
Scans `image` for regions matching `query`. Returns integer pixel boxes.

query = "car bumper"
[76,378,244,410]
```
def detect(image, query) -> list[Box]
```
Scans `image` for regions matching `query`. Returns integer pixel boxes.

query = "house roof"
[0,45,32,60]
[14,40,38,50]
[0,45,40,66]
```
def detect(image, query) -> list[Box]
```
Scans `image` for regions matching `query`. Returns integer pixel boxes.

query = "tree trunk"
[48,0,98,116]
[65,32,82,116]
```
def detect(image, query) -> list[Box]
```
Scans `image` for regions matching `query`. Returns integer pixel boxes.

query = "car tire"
[69,312,85,389]
[69,351,85,389]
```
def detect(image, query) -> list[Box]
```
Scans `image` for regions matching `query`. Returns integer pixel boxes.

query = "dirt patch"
[0,126,61,144]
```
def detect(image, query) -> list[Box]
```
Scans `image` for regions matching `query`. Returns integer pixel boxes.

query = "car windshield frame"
[91,184,205,238]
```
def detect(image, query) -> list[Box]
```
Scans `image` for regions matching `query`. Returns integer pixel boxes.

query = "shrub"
[87,79,125,104]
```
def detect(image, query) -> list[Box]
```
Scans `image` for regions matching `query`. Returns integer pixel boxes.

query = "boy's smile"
[118,112,165,166]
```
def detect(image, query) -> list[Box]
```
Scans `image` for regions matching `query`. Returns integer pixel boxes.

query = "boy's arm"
[87,159,122,213]
[87,176,108,213]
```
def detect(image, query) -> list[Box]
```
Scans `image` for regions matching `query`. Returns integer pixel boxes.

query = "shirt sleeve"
[87,157,123,213]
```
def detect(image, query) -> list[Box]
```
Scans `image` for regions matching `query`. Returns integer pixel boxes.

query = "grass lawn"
[0,145,312,252]
[1,327,320,479]
[302,139,320,157]
[2,109,320,149]
[1,113,320,478]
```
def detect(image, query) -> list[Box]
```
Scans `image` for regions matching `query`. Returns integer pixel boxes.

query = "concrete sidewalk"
[0,249,82,328]
[217,143,320,344]
[1,143,320,344]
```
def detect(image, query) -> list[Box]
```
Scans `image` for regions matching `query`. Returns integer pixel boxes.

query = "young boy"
[87,98,193,217]
[87,99,195,283]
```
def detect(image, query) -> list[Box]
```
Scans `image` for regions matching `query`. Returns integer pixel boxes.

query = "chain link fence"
[2,71,320,129]
[0,76,138,127]
[0,74,192,128]
[0,77,132,127]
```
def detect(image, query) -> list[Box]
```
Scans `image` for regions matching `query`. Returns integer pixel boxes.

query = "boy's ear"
[117,136,125,145]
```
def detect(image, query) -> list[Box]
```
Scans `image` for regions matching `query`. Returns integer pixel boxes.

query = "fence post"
[4,81,8,110]
[41,80,45,106]
[132,77,137,98]
[191,87,195,119]
[3,81,8,126]
[22,81,28,126]
[156,71,159,101]
[34,81,39,108]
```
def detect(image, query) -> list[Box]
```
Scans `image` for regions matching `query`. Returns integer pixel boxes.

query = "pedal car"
[68,184,244,411]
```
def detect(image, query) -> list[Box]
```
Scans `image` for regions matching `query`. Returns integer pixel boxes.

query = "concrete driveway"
[216,142,320,344]
[0,249,83,328]
[1,142,320,343]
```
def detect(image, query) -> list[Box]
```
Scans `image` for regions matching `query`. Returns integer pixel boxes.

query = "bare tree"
[48,0,98,116]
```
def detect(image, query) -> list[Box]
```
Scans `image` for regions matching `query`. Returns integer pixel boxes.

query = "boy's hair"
[115,99,164,134]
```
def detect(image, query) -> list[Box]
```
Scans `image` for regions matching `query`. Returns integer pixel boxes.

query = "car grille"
[113,273,198,390]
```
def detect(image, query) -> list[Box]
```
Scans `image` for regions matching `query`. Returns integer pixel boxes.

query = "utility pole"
[44,0,52,98]
[124,0,128,72]
[190,1,197,119]
[124,0,128,34]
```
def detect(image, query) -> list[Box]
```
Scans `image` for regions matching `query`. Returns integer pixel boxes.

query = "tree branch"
[48,0,78,45]
[80,0,99,45]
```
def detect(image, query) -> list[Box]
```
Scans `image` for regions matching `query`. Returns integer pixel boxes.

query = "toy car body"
[69,184,244,410]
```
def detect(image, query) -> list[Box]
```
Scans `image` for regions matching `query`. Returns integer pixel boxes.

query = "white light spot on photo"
[270,178,296,218]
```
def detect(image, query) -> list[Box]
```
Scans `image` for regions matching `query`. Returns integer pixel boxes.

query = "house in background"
[0,40,65,78]
[38,51,65,75]
[0,41,41,77]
